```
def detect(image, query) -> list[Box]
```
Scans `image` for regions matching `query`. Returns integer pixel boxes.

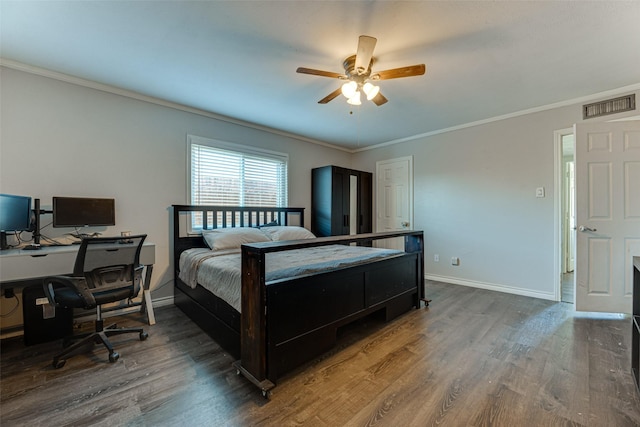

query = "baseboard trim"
[425,274,556,301]
[151,296,174,308]
[2,296,178,338]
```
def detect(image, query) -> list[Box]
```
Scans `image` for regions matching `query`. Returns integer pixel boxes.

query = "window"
[188,135,288,208]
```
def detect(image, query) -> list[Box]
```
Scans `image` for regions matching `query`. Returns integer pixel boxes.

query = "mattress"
[178,244,404,312]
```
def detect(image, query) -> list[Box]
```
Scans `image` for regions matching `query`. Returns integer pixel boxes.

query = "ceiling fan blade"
[296,67,345,79]
[373,64,426,80]
[318,87,343,104]
[371,92,388,106]
[355,35,377,74]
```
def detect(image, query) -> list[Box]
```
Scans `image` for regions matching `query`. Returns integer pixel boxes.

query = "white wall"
[353,91,640,300]
[0,66,352,303]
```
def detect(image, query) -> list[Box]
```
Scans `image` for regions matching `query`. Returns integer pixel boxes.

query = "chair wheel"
[139,331,149,341]
[53,359,66,369]
[109,352,120,363]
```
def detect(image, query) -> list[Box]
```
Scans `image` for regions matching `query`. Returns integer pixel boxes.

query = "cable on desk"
[3,230,23,249]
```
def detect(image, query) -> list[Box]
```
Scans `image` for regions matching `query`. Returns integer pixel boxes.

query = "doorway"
[375,156,413,249]
[556,130,575,303]
[555,120,640,312]
[574,121,640,313]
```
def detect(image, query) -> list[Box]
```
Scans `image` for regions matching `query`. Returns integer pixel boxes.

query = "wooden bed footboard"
[239,230,425,395]
[171,205,425,397]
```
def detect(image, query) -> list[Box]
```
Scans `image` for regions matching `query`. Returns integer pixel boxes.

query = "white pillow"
[202,227,271,250]
[259,226,316,241]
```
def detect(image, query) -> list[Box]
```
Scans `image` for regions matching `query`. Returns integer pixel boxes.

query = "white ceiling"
[2,1,639,151]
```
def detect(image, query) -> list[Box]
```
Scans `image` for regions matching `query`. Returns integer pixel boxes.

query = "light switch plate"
[536,187,545,198]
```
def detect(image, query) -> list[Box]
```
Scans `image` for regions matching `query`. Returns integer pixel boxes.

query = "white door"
[575,121,640,313]
[376,156,413,239]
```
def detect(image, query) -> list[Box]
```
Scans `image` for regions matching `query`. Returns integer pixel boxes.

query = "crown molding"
[354,83,640,153]
[3,58,638,155]
[0,58,351,153]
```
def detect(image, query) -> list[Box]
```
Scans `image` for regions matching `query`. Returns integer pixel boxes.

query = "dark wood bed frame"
[172,205,425,396]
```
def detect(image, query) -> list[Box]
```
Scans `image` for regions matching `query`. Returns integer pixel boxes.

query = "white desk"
[0,242,156,325]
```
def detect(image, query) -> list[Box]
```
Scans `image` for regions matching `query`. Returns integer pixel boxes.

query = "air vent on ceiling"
[583,94,635,119]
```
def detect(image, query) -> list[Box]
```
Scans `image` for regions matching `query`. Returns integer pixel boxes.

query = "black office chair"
[43,234,149,368]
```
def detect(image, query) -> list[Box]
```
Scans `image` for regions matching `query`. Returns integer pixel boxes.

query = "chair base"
[52,322,149,369]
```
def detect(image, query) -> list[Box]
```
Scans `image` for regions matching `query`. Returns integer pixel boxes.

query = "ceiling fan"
[296,35,426,106]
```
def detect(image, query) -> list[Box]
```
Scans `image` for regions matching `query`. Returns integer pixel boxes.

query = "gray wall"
[352,92,639,299]
[2,64,638,310]
[0,66,352,306]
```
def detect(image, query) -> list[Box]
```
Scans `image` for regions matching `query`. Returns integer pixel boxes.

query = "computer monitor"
[52,197,115,228]
[0,193,33,250]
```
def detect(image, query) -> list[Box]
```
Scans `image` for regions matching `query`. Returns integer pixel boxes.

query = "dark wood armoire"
[311,165,372,237]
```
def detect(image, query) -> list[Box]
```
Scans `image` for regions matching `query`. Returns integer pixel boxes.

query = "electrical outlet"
[451,257,460,266]
[434,254,439,262]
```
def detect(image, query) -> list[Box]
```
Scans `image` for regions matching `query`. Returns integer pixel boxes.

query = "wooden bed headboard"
[171,205,305,266]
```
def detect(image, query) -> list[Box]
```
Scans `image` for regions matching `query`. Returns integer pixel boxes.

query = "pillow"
[259,226,316,241]
[202,227,271,250]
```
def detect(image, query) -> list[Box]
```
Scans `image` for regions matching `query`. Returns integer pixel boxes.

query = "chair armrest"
[43,275,96,309]
[133,264,145,290]
[134,264,144,279]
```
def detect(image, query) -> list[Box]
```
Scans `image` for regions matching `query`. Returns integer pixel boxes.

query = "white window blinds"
[188,135,288,208]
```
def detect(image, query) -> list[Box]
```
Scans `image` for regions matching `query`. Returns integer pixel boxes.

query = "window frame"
[186,134,289,208]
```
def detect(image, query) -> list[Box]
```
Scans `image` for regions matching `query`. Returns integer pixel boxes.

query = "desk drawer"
[1,252,75,282]
[0,244,154,282]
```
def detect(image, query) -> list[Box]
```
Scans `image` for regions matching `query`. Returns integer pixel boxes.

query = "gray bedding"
[178,244,403,312]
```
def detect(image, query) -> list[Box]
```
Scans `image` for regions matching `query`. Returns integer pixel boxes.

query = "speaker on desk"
[22,284,73,346]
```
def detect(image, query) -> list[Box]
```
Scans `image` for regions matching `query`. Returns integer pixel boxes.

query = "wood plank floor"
[2,281,639,426]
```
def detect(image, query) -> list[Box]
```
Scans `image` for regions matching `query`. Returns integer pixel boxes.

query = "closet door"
[311,166,332,236]
[358,171,372,234]
[333,167,351,235]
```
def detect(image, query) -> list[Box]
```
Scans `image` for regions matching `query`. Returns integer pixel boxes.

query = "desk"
[0,242,156,325]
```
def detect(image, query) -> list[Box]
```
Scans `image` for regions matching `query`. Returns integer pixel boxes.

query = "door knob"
[401,221,409,228]
[578,226,597,232]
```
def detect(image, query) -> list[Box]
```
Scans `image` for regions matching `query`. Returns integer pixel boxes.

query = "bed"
[172,205,425,396]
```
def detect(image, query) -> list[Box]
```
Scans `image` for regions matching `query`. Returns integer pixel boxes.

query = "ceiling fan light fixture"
[347,90,361,105]
[363,82,380,100]
[296,35,426,106]
[341,81,358,99]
